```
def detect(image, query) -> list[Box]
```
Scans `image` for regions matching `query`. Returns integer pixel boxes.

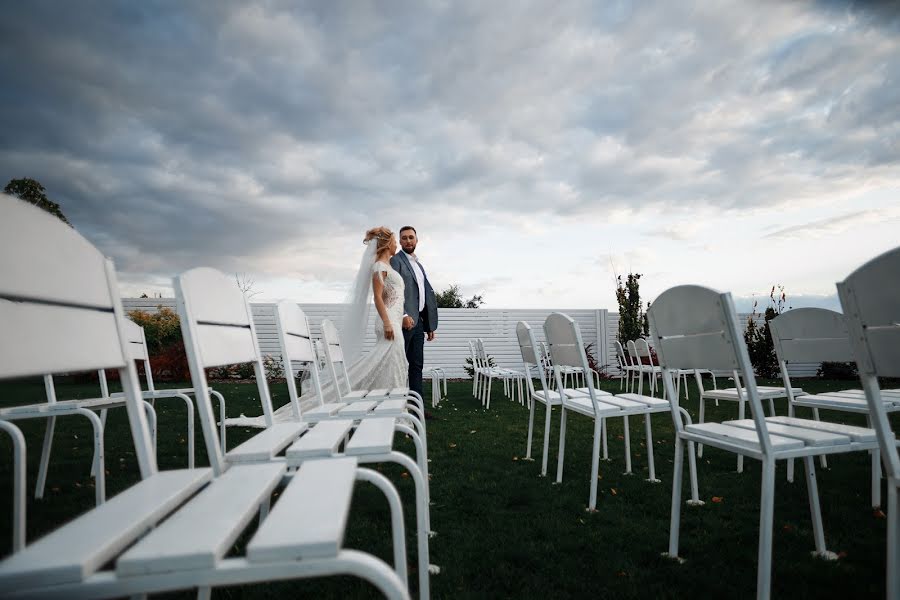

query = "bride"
[226,226,408,427]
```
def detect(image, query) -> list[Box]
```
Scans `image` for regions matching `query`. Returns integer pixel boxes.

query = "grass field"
[0,375,894,599]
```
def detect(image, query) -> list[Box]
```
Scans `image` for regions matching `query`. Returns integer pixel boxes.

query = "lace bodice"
[373,261,405,328]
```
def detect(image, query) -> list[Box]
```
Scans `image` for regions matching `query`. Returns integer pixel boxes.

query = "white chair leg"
[767,398,776,417]
[697,400,705,458]
[74,408,106,505]
[601,417,609,461]
[887,482,899,600]
[737,400,746,473]
[0,421,26,552]
[623,415,632,475]
[588,419,602,511]
[556,407,568,483]
[35,415,55,500]
[541,402,553,477]
[873,450,883,509]
[667,438,685,559]
[645,414,659,483]
[756,458,776,600]
[803,456,834,559]
[525,396,536,460]
[211,390,227,454]
[357,467,408,585]
[174,393,195,469]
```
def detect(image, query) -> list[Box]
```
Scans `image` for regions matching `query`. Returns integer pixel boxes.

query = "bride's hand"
[383,324,394,340]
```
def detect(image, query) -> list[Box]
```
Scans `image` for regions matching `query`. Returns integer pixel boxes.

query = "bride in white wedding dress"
[226,226,408,427]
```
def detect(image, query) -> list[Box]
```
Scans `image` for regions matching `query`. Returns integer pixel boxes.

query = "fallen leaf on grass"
[837,551,848,559]
[401,472,409,478]
[617,571,627,577]
[874,509,887,519]
[449,443,457,448]
[783,524,796,532]
[512,456,518,461]
[711,496,724,503]
[469,430,477,434]
[610,488,617,496]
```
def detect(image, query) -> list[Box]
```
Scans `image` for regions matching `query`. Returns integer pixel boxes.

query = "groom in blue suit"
[391,225,438,400]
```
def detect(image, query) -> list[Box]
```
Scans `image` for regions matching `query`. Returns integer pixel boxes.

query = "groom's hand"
[427,331,436,341]
[402,315,414,330]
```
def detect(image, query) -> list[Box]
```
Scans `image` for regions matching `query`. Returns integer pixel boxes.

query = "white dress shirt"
[404,252,426,315]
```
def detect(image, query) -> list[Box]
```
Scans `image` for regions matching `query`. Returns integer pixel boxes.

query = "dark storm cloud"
[1,0,898,291]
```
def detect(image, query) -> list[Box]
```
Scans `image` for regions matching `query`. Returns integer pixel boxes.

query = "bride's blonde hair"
[364,226,394,254]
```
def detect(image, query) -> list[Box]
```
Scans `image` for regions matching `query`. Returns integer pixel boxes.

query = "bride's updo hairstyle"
[364,226,394,254]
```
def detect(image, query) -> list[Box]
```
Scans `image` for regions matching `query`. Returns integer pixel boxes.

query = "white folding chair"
[545,313,686,511]
[176,273,430,597]
[838,245,900,599]
[427,368,447,408]
[649,284,883,600]
[614,340,635,392]
[517,321,562,477]
[769,307,891,505]
[0,199,409,599]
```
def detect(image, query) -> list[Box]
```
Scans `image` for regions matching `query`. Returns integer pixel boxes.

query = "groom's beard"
[402,246,416,254]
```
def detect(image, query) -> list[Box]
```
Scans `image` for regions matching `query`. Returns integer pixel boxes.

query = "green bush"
[128,307,182,355]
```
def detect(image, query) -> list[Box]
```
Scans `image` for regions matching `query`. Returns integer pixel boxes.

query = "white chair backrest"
[635,338,654,362]
[0,197,156,477]
[516,321,550,396]
[626,340,639,363]
[118,319,155,393]
[838,245,900,477]
[543,312,605,411]
[175,267,274,475]
[320,319,352,398]
[614,340,628,369]
[543,313,585,369]
[768,308,853,364]
[273,300,318,419]
[648,285,773,454]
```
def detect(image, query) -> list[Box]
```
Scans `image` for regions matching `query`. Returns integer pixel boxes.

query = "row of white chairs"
[511,246,900,600]
[0,199,431,599]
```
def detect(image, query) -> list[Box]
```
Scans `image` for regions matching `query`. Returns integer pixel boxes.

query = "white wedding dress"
[226,260,408,428]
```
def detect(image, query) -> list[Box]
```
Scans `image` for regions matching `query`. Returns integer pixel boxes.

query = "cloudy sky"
[2,1,899,312]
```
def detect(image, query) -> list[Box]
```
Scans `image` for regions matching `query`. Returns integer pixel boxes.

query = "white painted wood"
[366,388,390,397]
[615,393,670,409]
[0,469,212,589]
[247,457,357,562]
[793,394,873,410]
[194,323,258,368]
[338,401,378,417]
[345,418,396,456]
[342,390,370,401]
[684,423,805,452]
[724,419,850,448]
[286,420,354,459]
[0,300,125,379]
[563,395,621,417]
[227,422,308,463]
[177,268,250,326]
[116,464,284,576]
[303,403,346,420]
[767,416,878,443]
[387,387,410,398]
[372,399,408,417]
[0,198,112,309]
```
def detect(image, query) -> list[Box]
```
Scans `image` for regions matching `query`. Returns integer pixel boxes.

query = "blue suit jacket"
[390,251,438,332]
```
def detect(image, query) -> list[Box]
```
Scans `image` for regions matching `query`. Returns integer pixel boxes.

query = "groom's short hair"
[399,225,417,235]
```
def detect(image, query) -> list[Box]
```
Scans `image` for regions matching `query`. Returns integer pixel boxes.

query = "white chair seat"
[767,416,879,443]
[683,422,805,453]
[615,393,670,410]
[701,386,803,401]
[372,399,408,417]
[247,458,357,562]
[303,403,347,421]
[0,468,212,588]
[344,418,396,456]
[533,390,563,405]
[227,422,308,463]
[724,419,852,448]
[574,387,613,396]
[117,463,285,576]
[338,400,378,418]
[286,420,355,460]
[563,395,623,417]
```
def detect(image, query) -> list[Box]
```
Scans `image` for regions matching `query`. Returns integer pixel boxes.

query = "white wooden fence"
[123,299,821,379]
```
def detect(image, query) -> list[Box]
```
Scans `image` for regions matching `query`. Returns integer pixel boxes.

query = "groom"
[391,225,438,400]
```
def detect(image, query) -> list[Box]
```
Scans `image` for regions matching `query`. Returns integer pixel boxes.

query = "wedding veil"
[339,240,378,367]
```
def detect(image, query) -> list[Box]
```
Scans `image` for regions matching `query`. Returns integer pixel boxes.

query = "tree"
[4,178,70,225]
[235,273,262,299]
[616,273,644,343]
[436,284,484,308]
[744,285,789,379]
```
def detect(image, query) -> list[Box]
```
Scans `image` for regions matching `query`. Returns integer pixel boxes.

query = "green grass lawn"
[0,375,894,599]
